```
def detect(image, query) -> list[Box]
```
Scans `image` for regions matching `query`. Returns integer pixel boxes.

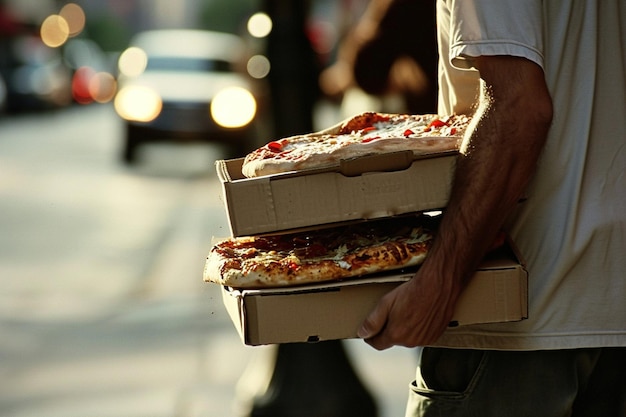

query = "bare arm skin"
[358,55,553,350]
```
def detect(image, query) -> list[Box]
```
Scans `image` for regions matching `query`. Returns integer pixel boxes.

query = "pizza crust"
[205,255,351,288]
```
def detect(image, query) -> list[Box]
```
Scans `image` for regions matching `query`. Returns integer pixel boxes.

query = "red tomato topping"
[267,141,283,152]
[450,127,457,135]
[403,129,414,137]
[361,126,377,133]
[362,136,380,143]
[427,119,449,129]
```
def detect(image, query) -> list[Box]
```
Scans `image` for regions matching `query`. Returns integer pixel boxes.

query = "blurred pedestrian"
[319,0,437,114]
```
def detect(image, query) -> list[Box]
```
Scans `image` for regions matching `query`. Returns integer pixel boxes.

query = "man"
[358,1,626,415]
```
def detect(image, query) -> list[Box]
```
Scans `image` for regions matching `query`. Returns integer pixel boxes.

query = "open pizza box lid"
[216,150,457,237]
[220,243,528,346]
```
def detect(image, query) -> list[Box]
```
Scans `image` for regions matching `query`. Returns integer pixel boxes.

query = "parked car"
[0,35,72,112]
[114,29,261,163]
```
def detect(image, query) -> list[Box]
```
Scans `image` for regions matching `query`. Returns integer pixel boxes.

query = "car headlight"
[210,86,257,128]
[114,85,162,122]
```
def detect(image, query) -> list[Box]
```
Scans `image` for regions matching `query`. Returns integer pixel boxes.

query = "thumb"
[357,303,387,339]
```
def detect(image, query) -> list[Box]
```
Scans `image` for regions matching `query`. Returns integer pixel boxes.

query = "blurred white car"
[114,29,260,163]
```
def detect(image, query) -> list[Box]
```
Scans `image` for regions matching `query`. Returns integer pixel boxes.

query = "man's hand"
[358,267,460,350]
[358,230,507,350]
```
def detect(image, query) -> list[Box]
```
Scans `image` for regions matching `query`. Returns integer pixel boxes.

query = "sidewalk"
[0,105,418,417]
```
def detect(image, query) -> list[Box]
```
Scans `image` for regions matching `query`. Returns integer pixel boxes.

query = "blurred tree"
[85,13,131,52]
[200,0,257,34]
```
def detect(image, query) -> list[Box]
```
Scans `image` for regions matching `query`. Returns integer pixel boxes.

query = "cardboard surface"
[216,151,457,236]
[221,245,528,346]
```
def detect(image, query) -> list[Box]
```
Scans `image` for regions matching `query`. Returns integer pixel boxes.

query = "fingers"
[357,296,390,347]
[357,278,454,350]
[357,288,407,351]
[362,328,394,351]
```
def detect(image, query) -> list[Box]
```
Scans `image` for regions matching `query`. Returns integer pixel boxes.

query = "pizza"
[241,112,471,178]
[204,215,436,289]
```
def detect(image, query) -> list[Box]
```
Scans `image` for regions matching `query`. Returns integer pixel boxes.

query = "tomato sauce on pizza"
[241,112,471,178]
[204,215,437,288]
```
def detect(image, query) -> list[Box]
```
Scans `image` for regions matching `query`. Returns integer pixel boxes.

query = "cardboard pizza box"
[216,150,457,237]
[220,243,528,346]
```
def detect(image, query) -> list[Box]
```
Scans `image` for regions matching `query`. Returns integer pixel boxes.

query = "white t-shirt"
[435,0,626,350]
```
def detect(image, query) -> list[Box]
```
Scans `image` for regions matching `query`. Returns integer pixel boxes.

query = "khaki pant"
[406,347,626,417]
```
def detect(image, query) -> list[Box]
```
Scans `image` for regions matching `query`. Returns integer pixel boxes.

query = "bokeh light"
[59,3,86,37]
[89,72,117,103]
[72,67,117,105]
[210,87,257,128]
[247,12,272,38]
[40,15,69,48]
[247,55,271,79]
[72,66,96,104]
[118,47,148,77]
[114,86,162,122]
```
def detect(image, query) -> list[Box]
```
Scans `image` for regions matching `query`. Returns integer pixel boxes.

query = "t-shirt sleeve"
[444,0,544,70]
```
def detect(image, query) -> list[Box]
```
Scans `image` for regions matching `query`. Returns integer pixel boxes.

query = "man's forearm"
[358,56,553,349]
[422,56,553,298]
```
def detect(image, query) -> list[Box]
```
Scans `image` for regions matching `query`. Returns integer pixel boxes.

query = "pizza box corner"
[216,150,457,237]
[220,243,528,346]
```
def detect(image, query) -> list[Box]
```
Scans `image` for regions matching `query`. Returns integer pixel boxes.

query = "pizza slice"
[241,112,471,178]
[204,215,437,289]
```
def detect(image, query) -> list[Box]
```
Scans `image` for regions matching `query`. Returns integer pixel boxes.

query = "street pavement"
[0,104,418,417]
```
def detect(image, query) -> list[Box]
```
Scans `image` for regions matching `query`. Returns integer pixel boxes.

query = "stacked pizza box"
[208,118,528,346]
